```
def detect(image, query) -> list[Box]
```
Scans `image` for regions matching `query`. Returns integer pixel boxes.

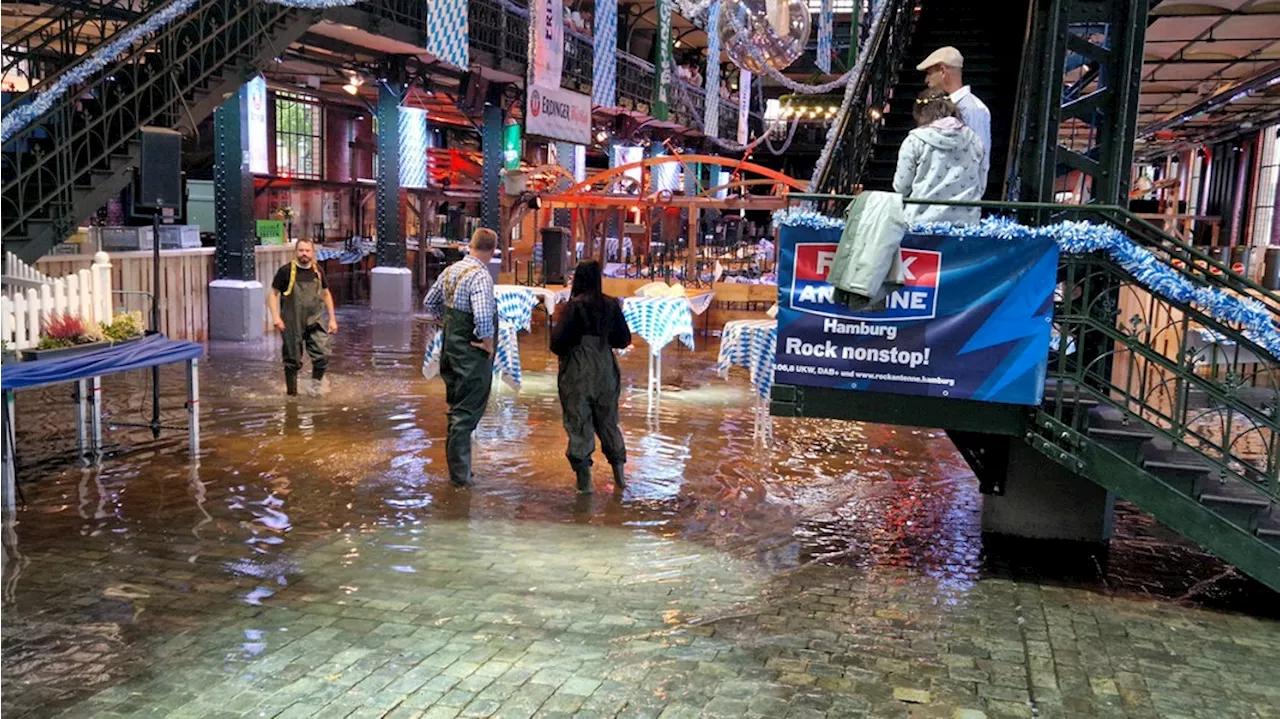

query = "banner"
[702,0,722,136]
[526,84,591,145]
[737,70,751,144]
[774,226,1057,405]
[427,0,469,70]
[592,0,618,108]
[246,76,268,174]
[398,107,429,189]
[532,0,564,87]
[653,0,673,120]
[817,0,834,73]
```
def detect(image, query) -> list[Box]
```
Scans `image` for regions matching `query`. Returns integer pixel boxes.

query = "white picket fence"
[3,250,54,289]
[1,252,114,350]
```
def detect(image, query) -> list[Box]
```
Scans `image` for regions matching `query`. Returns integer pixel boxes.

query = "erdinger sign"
[790,243,942,321]
[526,84,591,145]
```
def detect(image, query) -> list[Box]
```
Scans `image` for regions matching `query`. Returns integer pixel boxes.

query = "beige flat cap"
[916,46,964,70]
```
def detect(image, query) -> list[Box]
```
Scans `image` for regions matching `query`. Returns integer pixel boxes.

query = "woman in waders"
[551,260,631,494]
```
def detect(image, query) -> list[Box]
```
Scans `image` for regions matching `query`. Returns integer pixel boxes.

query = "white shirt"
[950,85,991,179]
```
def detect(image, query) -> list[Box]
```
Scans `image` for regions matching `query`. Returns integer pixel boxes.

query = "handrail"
[1,0,168,115]
[808,0,916,192]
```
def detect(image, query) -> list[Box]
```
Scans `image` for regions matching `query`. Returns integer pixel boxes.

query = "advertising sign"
[256,219,285,245]
[774,225,1058,405]
[531,0,564,87]
[526,84,591,145]
[246,75,268,175]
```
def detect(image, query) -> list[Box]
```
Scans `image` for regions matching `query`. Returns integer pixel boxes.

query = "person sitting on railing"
[892,89,987,226]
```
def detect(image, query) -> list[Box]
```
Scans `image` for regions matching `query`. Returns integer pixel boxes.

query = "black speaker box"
[541,227,569,285]
[137,126,183,209]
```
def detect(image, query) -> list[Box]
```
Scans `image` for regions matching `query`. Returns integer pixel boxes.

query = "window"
[1250,125,1279,246]
[274,92,323,180]
[806,0,859,13]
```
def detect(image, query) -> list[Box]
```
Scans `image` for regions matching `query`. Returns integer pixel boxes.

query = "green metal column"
[481,104,503,233]
[376,81,405,267]
[213,83,255,281]
[1010,0,1148,208]
[652,0,673,121]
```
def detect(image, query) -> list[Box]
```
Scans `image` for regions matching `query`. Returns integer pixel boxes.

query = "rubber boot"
[611,463,626,489]
[285,370,298,396]
[574,464,593,495]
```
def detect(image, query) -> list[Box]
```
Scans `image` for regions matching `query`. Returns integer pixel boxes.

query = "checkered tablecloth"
[495,286,540,331]
[422,323,523,390]
[622,296,696,356]
[716,319,777,399]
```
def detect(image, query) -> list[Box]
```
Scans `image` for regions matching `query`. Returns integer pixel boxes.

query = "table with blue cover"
[621,295,704,396]
[1,334,204,505]
[421,286,541,391]
[716,319,778,401]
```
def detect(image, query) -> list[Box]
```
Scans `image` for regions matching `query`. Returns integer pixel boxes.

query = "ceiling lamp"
[343,74,363,95]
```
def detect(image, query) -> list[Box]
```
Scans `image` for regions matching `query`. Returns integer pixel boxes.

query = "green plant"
[101,311,144,342]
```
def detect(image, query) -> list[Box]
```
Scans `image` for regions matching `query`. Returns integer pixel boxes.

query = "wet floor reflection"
[1,307,1276,716]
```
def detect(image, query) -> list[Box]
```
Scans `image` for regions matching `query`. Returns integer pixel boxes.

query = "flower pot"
[1,350,18,365]
[19,335,144,362]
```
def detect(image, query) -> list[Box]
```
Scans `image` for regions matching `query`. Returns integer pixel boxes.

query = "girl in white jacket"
[892,89,987,226]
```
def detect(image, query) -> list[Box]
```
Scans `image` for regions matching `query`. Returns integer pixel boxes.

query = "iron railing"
[809,0,918,195]
[790,194,1279,512]
[1,0,158,96]
[353,0,427,32]
[2,0,315,249]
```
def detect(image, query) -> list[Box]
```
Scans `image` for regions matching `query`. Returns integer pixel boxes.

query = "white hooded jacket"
[892,117,987,226]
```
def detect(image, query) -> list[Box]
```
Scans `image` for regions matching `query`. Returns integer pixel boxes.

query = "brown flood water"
[1,308,1275,717]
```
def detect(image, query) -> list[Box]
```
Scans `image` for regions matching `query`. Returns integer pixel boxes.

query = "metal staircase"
[1,0,322,263]
[800,0,1280,591]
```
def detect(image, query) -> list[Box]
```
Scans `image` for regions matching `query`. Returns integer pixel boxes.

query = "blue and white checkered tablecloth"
[495,286,540,331]
[422,323,523,390]
[622,296,696,356]
[716,319,777,399]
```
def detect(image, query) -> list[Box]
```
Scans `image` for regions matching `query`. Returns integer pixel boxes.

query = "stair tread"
[1143,459,1212,473]
[1200,493,1271,508]
[1088,427,1154,439]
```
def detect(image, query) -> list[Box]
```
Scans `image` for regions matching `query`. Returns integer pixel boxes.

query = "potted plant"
[1,340,17,364]
[20,310,146,361]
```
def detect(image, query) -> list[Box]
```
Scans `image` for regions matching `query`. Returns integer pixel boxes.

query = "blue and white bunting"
[593,0,619,108]
[703,0,722,136]
[817,0,834,74]
[427,0,469,70]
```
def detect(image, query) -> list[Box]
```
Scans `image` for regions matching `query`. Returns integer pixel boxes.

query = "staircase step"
[1088,427,1156,463]
[1142,460,1212,497]
[1257,526,1280,551]
[1200,494,1270,532]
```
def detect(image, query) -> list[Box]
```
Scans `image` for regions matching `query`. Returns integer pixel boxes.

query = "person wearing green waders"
[423,228,499,488]
[268,238,337,397]
[551,260,631,494]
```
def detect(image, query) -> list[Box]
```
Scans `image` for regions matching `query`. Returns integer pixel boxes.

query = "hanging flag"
[532,0,564,87]
[702,0,722,137]
[427,0,469,70]
[593,0,618,108]
[398,107,429,189]
[653,0,673,120]
[737,70,751,145]
[817,0,834,74]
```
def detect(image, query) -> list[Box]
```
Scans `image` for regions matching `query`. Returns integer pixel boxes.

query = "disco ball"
[720,0,811,74]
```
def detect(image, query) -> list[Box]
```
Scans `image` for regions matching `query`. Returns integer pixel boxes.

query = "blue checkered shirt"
[423,255,496,339]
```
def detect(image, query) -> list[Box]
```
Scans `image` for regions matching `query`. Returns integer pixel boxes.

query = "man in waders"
[268,238,337,396]
[423,228,498,487]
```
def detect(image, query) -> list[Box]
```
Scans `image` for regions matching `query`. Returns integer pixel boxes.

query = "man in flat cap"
[917,46,991,181]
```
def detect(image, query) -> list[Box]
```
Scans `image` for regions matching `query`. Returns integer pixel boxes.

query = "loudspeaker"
[137,126,182,209]
[541,227,569,285]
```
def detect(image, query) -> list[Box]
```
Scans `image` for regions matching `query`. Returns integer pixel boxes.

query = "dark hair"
[571,259,603,300]
[912,88,963,127]
[471,227,498,253]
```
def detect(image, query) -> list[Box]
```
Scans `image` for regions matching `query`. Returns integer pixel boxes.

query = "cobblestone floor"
[3,311,1278,718]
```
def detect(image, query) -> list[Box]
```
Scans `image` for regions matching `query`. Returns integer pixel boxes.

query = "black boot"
[611,463,626,489]
[574,464,593,495]
[285,370,298,396]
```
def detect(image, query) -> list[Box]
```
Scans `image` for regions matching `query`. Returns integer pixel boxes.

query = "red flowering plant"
[38,313,103,350]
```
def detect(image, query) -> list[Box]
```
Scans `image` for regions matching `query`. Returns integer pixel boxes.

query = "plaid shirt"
[423,255,496,339]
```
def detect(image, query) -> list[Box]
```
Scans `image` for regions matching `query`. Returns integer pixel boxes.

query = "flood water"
[3,308,1278,719]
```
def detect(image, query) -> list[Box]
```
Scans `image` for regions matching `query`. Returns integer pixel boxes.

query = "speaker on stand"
[541,227,569,285]
[136,126,183,438]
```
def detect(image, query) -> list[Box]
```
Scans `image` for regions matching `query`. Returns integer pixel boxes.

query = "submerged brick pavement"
[6,519,1278,719]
